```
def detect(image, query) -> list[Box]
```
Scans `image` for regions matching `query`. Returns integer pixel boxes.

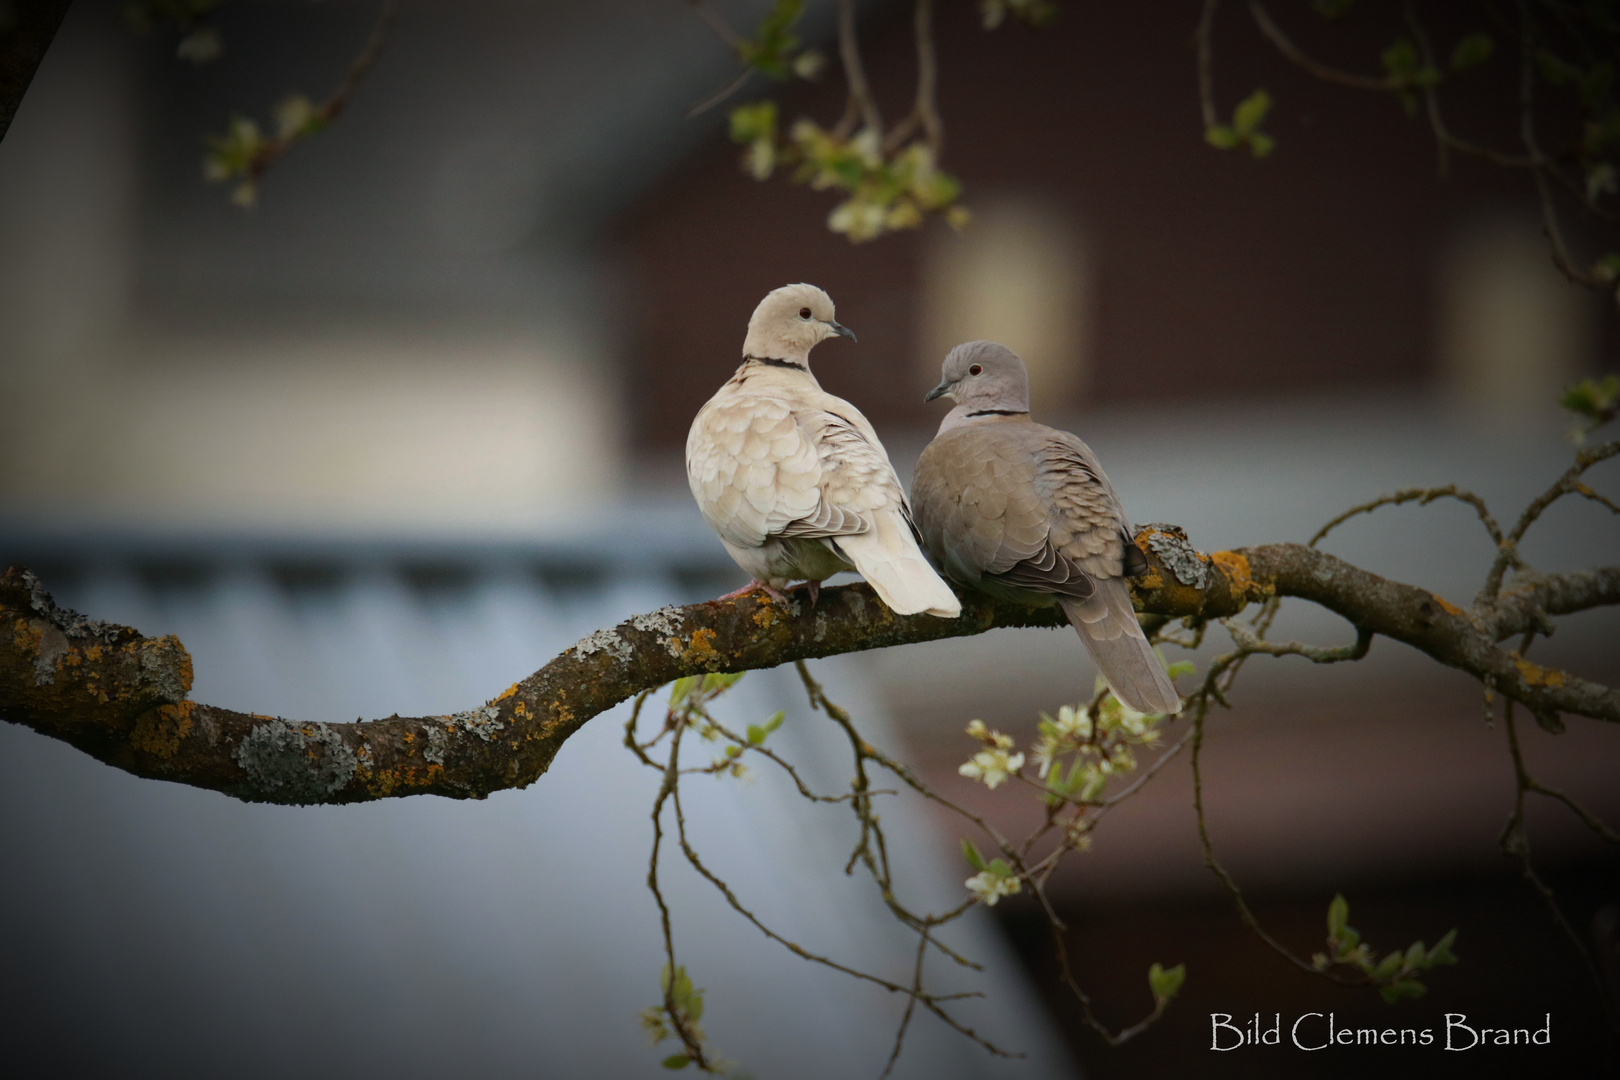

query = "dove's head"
[924,341,1030,413]
[742,283,856,363]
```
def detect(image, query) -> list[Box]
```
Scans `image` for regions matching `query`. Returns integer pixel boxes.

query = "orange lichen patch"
[11,617,41,653]
[1431,593,1465,617]
[130,701,196,759]
[251,713,277,721]
[682,628,721,664]
[1135,567,1166,592]
[496,683,521,702]
[513,700,530,719]
[358,763,445,797]
[1211,550,1252,591]
[537,703,575,737]
[752,604,777,629]
[1514,658,1567,688]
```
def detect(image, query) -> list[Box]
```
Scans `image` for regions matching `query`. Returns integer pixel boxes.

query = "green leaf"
[1312,0,1353,20]
[961,838,986,872]
[1205,125,1240,150]
[1427,928,1459,966]
[1536,49,1581,87]
[1233,89,1271,135]
[746,725,765,745]
[1561,375,1620,420]
[1327,894,1349,939]
[724,744,742,758]
[669,677,698,707]
[702,671,744,694]
[662,1054,692,1069]
[1404,941,1426,968]
[1382,37,1418,79]
[1379,978,1427,1004]
[1450,32,1493,71]
[686,990,704,1022]
[986,857,1014,879]
[728,100,778,145]
[763,709,785,733]
[1248,131,1276,158]
[1149,961,1187,1001]
[1373,951,1404,979]
[1165,660,1196,680]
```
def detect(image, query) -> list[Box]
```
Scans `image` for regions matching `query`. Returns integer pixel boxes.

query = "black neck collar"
[966,408,1029,417]
[744,355,807,372]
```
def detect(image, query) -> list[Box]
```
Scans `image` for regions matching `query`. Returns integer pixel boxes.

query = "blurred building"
[1,1,1617,1077]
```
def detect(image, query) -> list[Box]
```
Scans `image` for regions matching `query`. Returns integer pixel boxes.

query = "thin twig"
[1501,692,1620,1035]
[1480,441,1620,602]
[837,0,883,137]
[1222,619,1374,664]
[245,0,399,184]
[1309,484,1505,549]
[1196,0,1219,130]
[1248,0,1393,92]
[687,0,748,50]
[1517,2,1601,287]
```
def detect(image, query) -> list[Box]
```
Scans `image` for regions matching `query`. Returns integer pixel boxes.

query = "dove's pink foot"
[716,580,790,604]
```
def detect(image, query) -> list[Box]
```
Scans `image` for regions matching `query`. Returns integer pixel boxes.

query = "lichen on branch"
[3,520,1616,805]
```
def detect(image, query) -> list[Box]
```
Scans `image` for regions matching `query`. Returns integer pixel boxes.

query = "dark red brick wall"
[611,2,1601,451]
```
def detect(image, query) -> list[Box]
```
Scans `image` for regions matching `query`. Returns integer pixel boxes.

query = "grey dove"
[686,284,961,618]
[912,341,1181,713]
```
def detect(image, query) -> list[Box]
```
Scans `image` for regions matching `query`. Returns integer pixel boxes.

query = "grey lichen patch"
[629,606,683,636]
[136,638,190,704]
[29,621,69,685]
[571,627,632,663]
[234,719,358,804]
[422,723,449,766]
[1144,524,1210,589]
[843,591,868,620]
[449,704,504,742]
[812,611,830,643]
[20,569,123,644]
[663,636,684,658]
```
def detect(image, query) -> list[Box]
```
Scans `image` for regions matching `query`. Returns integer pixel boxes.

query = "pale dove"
[686,284,961,618]
[912,341,1181,714]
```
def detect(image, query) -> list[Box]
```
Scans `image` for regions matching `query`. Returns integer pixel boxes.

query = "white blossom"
[959,748,1024,789]
[965,870,1022,906]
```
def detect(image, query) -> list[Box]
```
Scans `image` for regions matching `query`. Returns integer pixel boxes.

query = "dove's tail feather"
[1058,581,1182,714]
[835,512,962,618]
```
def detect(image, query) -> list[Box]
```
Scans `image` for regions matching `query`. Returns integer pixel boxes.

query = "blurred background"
[2,1,1617,1077]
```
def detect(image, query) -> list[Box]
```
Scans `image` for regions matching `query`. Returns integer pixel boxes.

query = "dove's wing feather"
[687,391,823,550]
[688,374,960,617]
[914,416,1180,714]
[912,426,1047,586]
[803,392,960,617]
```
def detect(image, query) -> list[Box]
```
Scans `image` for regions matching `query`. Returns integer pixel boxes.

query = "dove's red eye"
[968,364,983,376]
[799,307,812,319]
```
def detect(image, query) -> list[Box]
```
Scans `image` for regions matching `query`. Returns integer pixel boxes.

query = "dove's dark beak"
[827,320,856,342]
[923,379,953,403]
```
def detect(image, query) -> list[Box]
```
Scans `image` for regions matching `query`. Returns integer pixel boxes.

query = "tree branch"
[5,526,1617,804]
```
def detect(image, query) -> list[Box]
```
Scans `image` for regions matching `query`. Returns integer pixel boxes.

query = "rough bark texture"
[0,0,72,144]
[3,529,1615,806]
